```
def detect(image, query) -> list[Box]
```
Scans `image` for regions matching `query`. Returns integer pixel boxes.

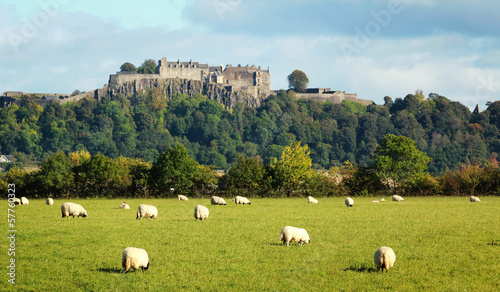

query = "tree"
[148,144,202,196]
[120,62,137,72]
[37,151,74,198]
[287,70,309,93]
[71,89,81,96]
[270,141,314,195]
[370,134,431,195]
[137,59,157,74]
[220,156,268,196]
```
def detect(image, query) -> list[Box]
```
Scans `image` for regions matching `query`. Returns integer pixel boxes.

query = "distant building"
[0,155,14,163]
[109,57,271,101]
[295,87,372,106]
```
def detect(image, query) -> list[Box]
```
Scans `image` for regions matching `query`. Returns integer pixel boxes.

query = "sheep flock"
[11,193,487,274]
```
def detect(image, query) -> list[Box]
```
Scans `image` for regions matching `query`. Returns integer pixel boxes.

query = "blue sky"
[1,0,499,109]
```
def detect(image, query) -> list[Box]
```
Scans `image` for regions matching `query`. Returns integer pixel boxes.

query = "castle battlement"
[108,57,271,100]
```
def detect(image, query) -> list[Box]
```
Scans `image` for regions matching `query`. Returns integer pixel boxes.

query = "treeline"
[1,89,499,174]
[2,141,499,199]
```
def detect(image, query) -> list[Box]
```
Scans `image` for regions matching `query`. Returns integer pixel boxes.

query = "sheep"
[136,204,158,220]
[233,196,251,205]
[178,195,189,201]
[307,196,319,204]
[46,198,54,205]
[470,196,481,202]
[374,246,396,272]
[380,198,385,202]
[392,195,404,201]
[13,198,21,205]
[280,226,310,246]
[211,196,227,205]
[122,247,149,272]
[20,197,29,205]
[120,202,130,209]
[345,197,354,207]
[194,205,209,221]
[372,199,379,203]
[61,202,88,218]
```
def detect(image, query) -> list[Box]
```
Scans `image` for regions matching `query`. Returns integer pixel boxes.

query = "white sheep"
[178,195,189,201]
[372,199,379,203]
[280,226,310,246]
[20,197,29,205]
[211,196,227,205]
[374,246,396,272]
[307,196,319,204]
[194,205,209,221]
[380,198,385,202]
[61,202,88,218]
[392,195,404,201]
[136,204,158,220]
[470,196,481,202]
[120,202,130,209]
[194,205,210,221]
[233,196,251,205]
[345,197,354,207]
[13,198,21,205]
[46,198,54,205]
[122,247,149,272]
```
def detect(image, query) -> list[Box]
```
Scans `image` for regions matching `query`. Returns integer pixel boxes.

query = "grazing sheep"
[194,205,209,221]
[280,226,310,246]
[13,198,21,205]
[122,247,149,272]
[307,196,319,204]
[46,198,54,205]
[233,196,251,205]
[120,202,130,209]
[61,202,88,218]
[380,198,385,202]
[345,197,354,207]
[392,195,404,201]
[372,199,379,203]
[20,197,29,205]
[136,204,158,220]
[178,195,189,201]
[211,196,227,205]
[470,196,481,202]
[374,246,396,272]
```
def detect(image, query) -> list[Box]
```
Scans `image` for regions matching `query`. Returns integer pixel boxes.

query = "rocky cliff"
[106,78,265,109]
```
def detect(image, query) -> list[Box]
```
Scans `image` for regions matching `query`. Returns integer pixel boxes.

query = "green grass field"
[2,197,499,291]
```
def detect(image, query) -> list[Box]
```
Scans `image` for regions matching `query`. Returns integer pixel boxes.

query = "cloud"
[0,1,498,110]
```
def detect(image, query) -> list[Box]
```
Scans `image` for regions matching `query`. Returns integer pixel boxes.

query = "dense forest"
[1,89,499,174]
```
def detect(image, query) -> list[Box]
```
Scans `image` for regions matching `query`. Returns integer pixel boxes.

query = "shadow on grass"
[97,267,123,274]
[343,263,378,273]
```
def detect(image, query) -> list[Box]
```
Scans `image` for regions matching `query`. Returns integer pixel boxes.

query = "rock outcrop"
[106,78,264,109]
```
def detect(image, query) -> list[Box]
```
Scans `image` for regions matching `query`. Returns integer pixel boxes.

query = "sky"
[0,0,499,109]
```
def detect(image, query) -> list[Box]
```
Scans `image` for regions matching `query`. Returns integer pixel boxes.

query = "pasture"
[3,197,499,291]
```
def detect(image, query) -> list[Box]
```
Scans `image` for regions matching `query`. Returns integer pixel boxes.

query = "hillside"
[0,89,498,174]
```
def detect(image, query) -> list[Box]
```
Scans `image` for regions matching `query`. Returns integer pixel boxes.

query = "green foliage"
[36,151,74,198]
[370,134,431,194]
[219,156,269,197]
[149,144,207,196]
[287,69,309,93]
[120,62,137,72]
[2,89,500,175]
[270,141,314,196]
[137,59,157,74]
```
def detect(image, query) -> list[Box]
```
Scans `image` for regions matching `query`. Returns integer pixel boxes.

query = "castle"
[2,57,372,108]
[109,57,272,101]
